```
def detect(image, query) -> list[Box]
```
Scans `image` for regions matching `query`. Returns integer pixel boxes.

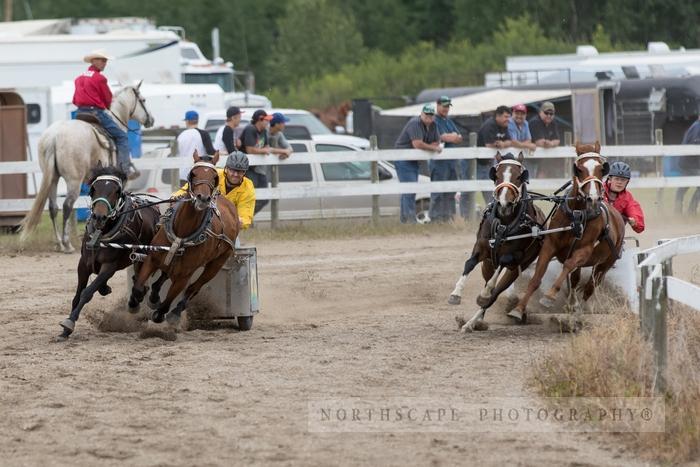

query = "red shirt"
[72,65,112,109]
[603,182,645,233]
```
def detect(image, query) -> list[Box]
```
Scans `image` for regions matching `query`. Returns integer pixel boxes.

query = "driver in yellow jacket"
[174,151,256,229]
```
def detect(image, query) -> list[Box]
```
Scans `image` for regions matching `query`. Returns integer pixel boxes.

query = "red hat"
[512,103,527,113]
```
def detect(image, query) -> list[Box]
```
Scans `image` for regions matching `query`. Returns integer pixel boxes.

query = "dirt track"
[1,221,697,466]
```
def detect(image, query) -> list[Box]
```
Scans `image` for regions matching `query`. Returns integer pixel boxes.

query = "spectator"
[176,110,217,185]
[431,96,462,223]
[603,161,645,233]
[477,105,512,206]
[268,112,293,160]
[508,103,537,176]
[240,109,274,214]
[529,101,560,148]
[214,106,245,155]
[394,103,442,223]
[675,115,700,215]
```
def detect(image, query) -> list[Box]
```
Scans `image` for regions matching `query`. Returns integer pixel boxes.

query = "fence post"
[465,132,478,221]
[652,274,667,394]
[654,129,664,216]
[564,131,573,146]
[637,253,653,339]
[270,164,279,230]
[370,135,379,226]
[169,138,180,193]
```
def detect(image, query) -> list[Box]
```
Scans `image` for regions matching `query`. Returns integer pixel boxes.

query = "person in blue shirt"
[431,96,463,222]
[507,103,537,173]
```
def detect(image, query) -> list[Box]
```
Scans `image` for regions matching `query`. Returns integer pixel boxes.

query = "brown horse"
[127,152,240,324]
[509,142,625,323]
[450,152,545,331]
[59,164,161,339]
[312,100,352,132]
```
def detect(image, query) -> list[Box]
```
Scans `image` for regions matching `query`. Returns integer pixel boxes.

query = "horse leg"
[128,255,158,312]
[147,271,169,310]
[59,262,118,338]
[582,258,615,302]
[511,243,557,322]
[48,180,63,250]
[448,250,480,305]
[61,180,81,253]
[477,264,503,307]
[151,276,189,324]
[541,247,592,307]
[165,255,229,325]
[464,267,520,332]
[564,268,582,313]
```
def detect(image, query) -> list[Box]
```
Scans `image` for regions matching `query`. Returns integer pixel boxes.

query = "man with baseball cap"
[431,95,462,223]
[394,103,442,223]
[529,101,560,148]
[240,109,274,214]
[268,112,293,160]
[176,110,217,184]
[215,106,245,155]
[73,49,139,179]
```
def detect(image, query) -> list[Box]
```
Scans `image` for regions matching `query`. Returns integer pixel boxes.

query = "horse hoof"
[165,312,180,325]
[63,244,75,254]
[127,298,140,314]
[98,284,112,296]
[473,320,489,331]
[59,319,74,338]
[539,295,555,308]
[460,322,474,333]
[507,308,524,323]
[151,310,165,324]
[448,295,462,305]
[476,294,490,308]
[454,315,467,330]
[147,299,161,311]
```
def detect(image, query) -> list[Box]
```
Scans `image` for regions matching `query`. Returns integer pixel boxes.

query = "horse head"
[572,143,609,209]
[490,151,528,218]
[187,150,220,211]
[88,162,127,230]
[114,81,154,129]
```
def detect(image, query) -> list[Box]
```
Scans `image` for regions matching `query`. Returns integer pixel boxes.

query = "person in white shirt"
[214,106,245,155]
[176,110,217,184]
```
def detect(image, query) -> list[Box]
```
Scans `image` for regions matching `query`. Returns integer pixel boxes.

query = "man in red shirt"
[603,161,645,233]
[73,49,138,178]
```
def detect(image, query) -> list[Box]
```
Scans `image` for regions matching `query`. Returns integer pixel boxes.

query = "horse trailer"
[0,90,28,228]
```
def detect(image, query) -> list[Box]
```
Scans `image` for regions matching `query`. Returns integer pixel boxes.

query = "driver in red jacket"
[603,161,645,233]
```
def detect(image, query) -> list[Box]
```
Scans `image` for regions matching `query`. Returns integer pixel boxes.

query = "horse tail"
[20,135,58,241]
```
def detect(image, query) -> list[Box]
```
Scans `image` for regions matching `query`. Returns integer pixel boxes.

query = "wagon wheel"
[237,316,254,331]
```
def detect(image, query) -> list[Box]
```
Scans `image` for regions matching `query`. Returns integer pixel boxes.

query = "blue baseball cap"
[270,112,290,126]
[183,110,199,121]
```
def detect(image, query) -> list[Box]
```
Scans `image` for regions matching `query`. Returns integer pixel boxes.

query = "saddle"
[75,112,117,166]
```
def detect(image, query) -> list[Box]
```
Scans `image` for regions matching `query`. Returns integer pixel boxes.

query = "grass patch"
[530,305,700,463]
[0,213,83,255]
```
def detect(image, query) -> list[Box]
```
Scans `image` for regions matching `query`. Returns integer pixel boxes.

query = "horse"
[58,164,161,339]
[509,142,625,324]
[127,151,240,325]
[449,152,545,332]
[312,100,352,132]
[20,82,154,253]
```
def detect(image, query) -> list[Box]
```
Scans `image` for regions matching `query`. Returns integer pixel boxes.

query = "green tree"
[265,0,366,89]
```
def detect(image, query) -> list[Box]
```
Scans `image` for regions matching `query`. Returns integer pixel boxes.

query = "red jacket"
[72,65,112,109]
[603,182,645,233]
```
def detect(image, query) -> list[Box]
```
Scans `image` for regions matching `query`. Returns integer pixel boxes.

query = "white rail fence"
[637,235,700,393]
[1,144,700,213]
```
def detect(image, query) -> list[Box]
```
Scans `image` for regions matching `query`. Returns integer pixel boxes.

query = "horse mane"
[88,165,127,184]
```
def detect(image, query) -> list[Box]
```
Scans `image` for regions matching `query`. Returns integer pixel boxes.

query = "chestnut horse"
[450,152,545,331]
[127,152,240,324]
[312,100,352,131]
[509,143,625,323]
[59,164,161,339]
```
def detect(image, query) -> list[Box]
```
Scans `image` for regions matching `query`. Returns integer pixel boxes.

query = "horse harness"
[160,162,235,266]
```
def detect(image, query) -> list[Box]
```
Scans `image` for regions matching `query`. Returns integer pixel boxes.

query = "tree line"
[9,0,700,109]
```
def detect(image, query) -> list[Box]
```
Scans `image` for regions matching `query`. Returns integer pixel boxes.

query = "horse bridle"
[493,160,524,203]
[187,162,220,197]
[573,153,606,198]
[90,175,125,219]
[109,86,153,130]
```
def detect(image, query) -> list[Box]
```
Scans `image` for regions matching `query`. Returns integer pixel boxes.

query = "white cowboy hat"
[83,49,114,63]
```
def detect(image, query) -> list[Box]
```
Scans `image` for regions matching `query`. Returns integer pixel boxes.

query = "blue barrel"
[76,183,91,222]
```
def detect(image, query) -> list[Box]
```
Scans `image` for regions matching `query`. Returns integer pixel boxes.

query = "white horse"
[20,82,154,252]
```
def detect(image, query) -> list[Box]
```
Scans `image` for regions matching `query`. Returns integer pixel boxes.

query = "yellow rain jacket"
[173,169,256,229]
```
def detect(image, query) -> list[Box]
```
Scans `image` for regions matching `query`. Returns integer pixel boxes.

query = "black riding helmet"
[225,151,249,172]
[609,161,631,179]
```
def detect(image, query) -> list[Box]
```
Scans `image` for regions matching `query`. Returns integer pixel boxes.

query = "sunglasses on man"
[544,111,555,116]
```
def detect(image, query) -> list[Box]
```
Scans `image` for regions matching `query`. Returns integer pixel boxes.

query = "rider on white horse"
[72,49,140,179]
